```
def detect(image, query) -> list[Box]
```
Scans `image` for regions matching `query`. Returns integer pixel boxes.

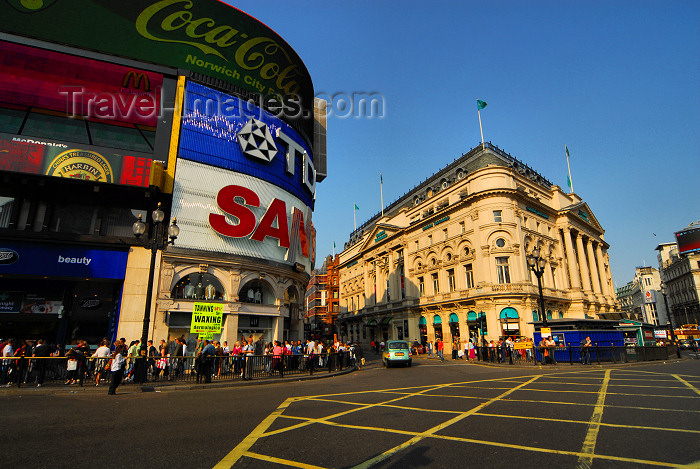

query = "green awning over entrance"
[467,311,477,321]
[500,307,519,319]
[419,316,427,326]
[449,313,459,323]
[367,319,377,325]
[433,315,442,324]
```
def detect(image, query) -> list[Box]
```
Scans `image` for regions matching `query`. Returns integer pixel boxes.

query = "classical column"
[586,238,602,295]
[576,234,592,292]
[595,244,610,296]
[563,229,581,289]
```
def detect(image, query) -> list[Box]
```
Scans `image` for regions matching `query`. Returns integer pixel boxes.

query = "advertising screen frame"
[675,227,700,255]
[1,0,314,140]
[171,159,314,273]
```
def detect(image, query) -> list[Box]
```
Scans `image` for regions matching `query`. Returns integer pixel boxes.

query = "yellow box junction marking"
[211,369,700,468]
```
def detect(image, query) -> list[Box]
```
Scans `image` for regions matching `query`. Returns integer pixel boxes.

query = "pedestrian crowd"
[0,336,361,393]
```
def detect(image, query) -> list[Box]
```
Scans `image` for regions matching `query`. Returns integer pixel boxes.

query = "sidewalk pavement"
[0,359,375,396]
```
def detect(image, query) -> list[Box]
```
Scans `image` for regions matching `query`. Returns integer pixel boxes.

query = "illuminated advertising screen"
[0,41,162,127]
[0,133,153,187]
[1,0,314,140]
[180,82,315,209]
[171,159,314,273]
[675,227,700,255]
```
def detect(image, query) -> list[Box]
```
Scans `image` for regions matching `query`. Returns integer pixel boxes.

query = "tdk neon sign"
[179,82,315,208]
[236,117,316,197]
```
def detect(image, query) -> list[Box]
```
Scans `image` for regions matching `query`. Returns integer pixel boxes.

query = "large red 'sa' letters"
[209,185,259,238]
[251,198,290,248]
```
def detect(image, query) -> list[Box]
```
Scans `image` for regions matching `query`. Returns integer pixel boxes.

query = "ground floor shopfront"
[0,240,128,346]
[115,248,307,349]
[338,299,567,354]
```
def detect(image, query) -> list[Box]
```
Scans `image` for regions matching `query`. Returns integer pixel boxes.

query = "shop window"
[50,203,98,234]
[0,106,26,133]
[89,120,154,153]
[172,273,225,300]
[0,197,14,228]
[239,278,275,305]
[21,111,90,145]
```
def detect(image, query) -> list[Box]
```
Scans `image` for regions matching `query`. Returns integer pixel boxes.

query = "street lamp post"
[660,282,680,358]
[527,247,548,328]
[132,202,179,382]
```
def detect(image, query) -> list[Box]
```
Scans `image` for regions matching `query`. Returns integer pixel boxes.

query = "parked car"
[382,340,412,367]
[678,339,696,350]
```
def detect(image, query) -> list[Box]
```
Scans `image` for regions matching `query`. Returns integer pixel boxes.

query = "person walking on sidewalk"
[108,342,126,395]
[32,339,51,387]
[437,338,444,362]
[92,340,111,386]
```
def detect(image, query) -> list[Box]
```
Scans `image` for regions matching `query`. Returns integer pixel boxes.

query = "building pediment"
[360,223,402,251]
[561,202,604,233]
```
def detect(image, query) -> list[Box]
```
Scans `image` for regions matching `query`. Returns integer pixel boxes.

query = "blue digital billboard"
[179,82,316,209]
[0,241,129,279]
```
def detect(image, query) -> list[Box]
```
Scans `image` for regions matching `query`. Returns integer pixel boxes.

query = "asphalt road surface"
[2,356,699,468]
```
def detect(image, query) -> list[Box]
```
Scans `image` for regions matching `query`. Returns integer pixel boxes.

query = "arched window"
[172,273,225,300]
[284,286,300,317]
[239,278,275,305]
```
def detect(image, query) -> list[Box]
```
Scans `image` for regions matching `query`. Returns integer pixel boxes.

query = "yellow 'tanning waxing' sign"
[190,302,224,333]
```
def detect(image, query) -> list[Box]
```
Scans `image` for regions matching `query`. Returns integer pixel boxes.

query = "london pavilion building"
[337,143,617,354]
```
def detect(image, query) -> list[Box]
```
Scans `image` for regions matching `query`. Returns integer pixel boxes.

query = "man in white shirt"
[241,337,254,378]
[2,339,14,387]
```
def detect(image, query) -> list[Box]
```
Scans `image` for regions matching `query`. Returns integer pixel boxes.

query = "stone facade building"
[337,143,617,353]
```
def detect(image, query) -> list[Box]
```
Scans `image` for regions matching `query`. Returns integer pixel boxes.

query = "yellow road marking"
[213,368,698,468]
[476,412,700,434]
[244,451,327,469]
[578,369,611,467]
[212,397,297,469]
[673,374,700,396]
[349,375,542,469]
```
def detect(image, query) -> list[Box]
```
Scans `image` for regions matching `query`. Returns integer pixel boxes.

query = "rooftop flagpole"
[380,173,384,217]
[477,99,488,150]
[566,145,574,193]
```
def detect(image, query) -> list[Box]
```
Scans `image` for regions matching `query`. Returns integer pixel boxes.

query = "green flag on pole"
[354,204,359,210]
[567,175,572,189]
[566,145,570,158]
[477,99,488,110]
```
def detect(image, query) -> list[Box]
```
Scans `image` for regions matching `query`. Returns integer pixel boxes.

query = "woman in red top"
[271,341,285,377]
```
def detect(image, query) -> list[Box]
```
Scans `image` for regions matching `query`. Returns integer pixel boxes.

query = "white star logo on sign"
[236,118,278,162]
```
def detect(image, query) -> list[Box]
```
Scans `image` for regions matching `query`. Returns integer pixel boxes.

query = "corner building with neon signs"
[0,1,325,347]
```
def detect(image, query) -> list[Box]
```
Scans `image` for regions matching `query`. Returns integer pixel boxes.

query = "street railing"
[472,344,678,365]
[0,352,355,388]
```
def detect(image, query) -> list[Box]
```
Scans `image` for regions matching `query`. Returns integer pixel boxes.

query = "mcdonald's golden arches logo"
[122,70,150,92]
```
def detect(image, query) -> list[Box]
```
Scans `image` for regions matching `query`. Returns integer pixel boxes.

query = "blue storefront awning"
[500,307,519,319]
[433,315,442,324]
[449,312,459,323]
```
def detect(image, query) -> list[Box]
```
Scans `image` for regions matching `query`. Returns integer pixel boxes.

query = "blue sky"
[227,0,700,287]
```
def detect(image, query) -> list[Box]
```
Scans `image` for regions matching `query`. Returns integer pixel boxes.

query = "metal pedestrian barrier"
[0,352,355,388]
[471,344,678,366]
